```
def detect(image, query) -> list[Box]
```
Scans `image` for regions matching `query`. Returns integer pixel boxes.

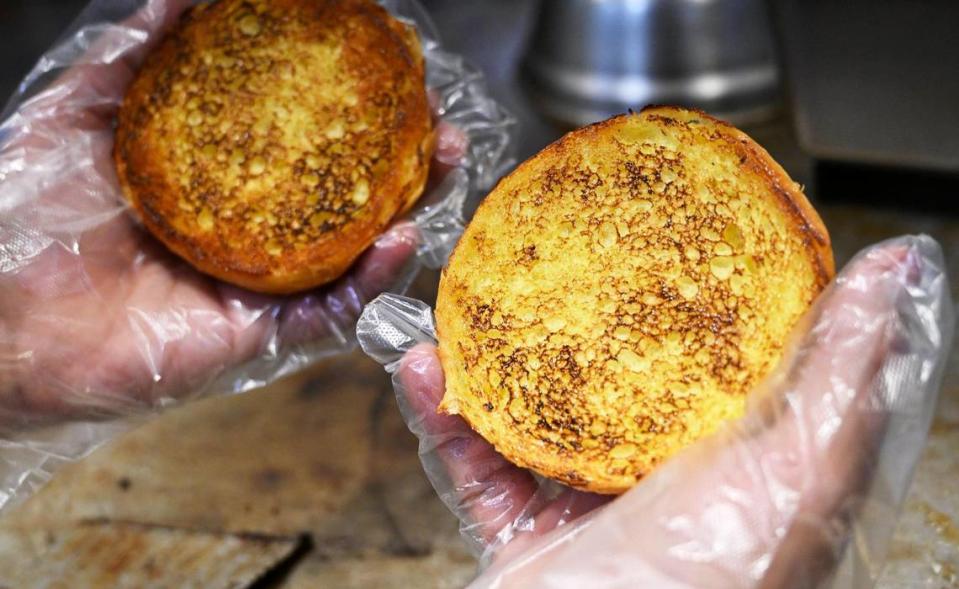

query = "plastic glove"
[0,0,515,512]
[360,235,953,588]
[0,0,482,426]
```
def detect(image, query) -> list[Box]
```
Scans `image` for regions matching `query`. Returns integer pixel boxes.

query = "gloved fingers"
[427,120,469,188]
[489,487,612,566]
[396,343,609,563]
[1,220,420,423]
[397,343,540,552]
[756,243,925,588]
[268,222,422,349]
[522,489,611,542]
[472,238,943,588]
[635,240,919,585]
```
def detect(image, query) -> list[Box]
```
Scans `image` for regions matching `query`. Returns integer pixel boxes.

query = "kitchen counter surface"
[0,0,956,586]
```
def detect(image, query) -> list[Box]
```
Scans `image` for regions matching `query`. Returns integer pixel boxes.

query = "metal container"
[773,0,959,174]
[522,0,780,126]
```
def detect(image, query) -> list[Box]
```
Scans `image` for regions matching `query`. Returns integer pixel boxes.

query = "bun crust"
[115,0,433,293]
[436,106,833,494]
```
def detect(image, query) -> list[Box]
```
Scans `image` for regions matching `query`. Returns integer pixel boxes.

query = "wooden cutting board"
[0,343,474,588]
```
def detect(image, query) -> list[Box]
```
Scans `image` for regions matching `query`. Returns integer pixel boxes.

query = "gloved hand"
[0,0,469,425]
[362,235,953,588]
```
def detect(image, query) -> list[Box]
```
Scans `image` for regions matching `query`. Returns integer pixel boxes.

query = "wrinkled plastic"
[357,235,954,588]
[0,0,514,512]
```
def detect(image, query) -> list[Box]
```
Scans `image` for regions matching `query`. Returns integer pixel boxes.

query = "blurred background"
[3,0,958,205]
[1,1,957,586]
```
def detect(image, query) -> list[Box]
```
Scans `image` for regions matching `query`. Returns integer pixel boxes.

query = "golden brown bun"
[435,106,833,494]
[115,0,433,294]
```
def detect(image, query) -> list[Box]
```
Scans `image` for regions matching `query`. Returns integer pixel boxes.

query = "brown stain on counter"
[919,501,959,545]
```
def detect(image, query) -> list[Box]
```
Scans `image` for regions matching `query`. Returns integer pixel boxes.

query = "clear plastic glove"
[358,235,954,588]
[0,0,512,509]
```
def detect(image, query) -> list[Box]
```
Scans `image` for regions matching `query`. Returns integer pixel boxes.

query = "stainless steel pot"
[522,0,780,126]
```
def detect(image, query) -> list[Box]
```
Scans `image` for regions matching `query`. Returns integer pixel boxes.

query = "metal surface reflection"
[522,0,780,126]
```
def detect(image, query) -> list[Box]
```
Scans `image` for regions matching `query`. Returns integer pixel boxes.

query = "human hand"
[385,236,952,588]
[0,0,466,423]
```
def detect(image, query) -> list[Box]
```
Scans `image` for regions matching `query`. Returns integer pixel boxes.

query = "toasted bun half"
[435,106,833,494]
[115,0,433,293]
